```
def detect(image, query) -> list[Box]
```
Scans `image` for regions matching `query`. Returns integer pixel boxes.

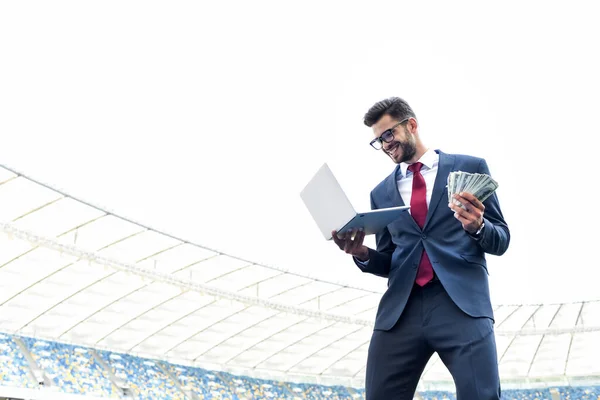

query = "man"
[332,97,510,399]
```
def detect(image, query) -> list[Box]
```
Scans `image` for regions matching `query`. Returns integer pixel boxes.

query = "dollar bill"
[473,179,499,202]
[447,171,498,208]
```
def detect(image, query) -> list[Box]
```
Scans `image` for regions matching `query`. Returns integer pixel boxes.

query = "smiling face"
[372,114,418,164]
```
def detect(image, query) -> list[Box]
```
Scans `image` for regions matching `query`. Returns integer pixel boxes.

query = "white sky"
[1,1,599,306]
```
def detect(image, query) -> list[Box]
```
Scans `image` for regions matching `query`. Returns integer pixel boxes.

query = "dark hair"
[363,97,417,127]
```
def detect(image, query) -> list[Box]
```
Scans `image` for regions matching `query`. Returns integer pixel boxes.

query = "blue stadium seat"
[0,333,36,389]
[97,350,184,400]
[2,333,600,400]
[20,336,118,397]
[165,363,231,399]
[214,370,291,399]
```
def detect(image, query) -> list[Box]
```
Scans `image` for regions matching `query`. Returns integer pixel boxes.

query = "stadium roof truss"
[0,164,599,387]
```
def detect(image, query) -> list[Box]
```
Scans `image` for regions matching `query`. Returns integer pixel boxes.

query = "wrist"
[469,221,485,238]
[355,246,370,262]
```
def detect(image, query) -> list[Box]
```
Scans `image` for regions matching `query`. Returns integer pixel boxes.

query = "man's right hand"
[332,229,369,261]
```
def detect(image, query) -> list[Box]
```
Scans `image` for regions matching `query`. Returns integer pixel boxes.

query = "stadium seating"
[20,336,119,397]
[97,350,183,400]
[203,370,291,399]
[2,332,600,399]
[417,390,456,399]
[415,387,600,400]
[287,382,355,399]
[214,371,291,399]
[0,333,36,389]
[164,362,231,399]
[554,386,600,400]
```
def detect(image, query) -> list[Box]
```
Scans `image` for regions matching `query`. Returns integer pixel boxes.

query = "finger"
[450,200,482,221]
[453,194,475,212]
[357,229,366,245]
[343,228,358,253]
[331,230,346,248]
[334,229,350,243]
[457,192,485,211]
[450,196,472,214]
[346,228,358,241]
[455,213,471,227]
[449,202,466,215]
[349,229,365,252]
[450,203,476,221]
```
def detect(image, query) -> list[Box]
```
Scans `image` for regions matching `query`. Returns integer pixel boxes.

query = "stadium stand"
[2,166,600,399]
[20,336,118,397]
[97,350,182,400]
[165,363,232,399]
[416,387,600,400]
[288,382,354,399]
[0,333,36,389]
[182,367,290,399]
[2,332,600,399]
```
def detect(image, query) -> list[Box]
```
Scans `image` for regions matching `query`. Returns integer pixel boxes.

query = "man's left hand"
[449,192,485,234]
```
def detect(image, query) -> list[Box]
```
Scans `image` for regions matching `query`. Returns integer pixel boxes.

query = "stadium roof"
[1,163,599,388]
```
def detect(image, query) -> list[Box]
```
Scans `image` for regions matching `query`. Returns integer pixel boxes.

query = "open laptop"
[300,163,410,240]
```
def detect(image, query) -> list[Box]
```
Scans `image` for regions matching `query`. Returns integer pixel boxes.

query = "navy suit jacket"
[355,150,510,331]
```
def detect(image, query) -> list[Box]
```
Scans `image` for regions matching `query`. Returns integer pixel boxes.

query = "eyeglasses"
[369,118,410,150]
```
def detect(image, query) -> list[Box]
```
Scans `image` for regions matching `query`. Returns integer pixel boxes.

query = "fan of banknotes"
[447,171,499,207]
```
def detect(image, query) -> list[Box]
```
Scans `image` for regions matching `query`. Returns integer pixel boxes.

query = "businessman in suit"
[332,97,510,399]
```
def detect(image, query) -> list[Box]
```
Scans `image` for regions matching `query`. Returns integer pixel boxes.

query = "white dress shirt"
[398,148,439,212]
[356,149,439,265]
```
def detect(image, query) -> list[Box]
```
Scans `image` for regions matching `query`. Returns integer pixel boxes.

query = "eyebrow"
[380,122,401,134]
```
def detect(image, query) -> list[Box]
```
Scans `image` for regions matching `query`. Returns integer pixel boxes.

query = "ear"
[406,117,418,134]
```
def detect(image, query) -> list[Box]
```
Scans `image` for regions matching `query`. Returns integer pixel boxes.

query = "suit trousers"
[365,279,501,400]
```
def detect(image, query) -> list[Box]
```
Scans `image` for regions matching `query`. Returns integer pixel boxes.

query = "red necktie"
[408,162,434,286]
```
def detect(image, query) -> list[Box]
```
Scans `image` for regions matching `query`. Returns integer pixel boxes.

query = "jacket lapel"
[385,165,404,206]
[424,150,455,230]
[386,165,421,231]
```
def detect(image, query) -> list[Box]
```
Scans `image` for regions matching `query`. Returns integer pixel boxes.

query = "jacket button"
[421,234,427,240]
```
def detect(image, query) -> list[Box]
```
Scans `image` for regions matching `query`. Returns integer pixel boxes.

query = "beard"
[385,135,417,164]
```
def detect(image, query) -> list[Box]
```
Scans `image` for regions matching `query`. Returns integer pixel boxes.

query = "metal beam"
[1,223,375,326]
[1,162,379,294]
[562,302,585,376]
[285,325,364,373]
[165,304,252,355]
[251,322,338,369]
[498,305,543,365]
[128,298,219,352]
[318,338,369,376]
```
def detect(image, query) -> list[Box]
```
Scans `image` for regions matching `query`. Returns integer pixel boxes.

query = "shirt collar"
[399,148,438,178]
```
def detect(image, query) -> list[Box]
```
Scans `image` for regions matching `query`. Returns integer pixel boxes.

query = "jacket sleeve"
[474,158,511,255]
[353,192,395,277]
